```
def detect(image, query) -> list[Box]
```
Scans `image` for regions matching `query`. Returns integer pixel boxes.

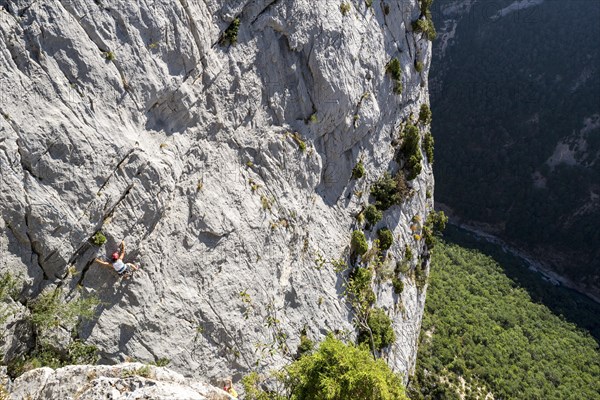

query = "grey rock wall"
[0,0,434,385]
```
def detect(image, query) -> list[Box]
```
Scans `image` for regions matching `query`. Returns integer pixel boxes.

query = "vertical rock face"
[0,0,433,384]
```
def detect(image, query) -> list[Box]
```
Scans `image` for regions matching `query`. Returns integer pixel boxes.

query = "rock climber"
[223,377,238,398]
[95,240,139,278]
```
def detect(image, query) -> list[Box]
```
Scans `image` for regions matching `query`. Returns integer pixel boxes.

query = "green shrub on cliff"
[351,230,369,256]
[220,17,240,46]
[371,172,409,210]
[377,228,393,251]
[244,335,408,400]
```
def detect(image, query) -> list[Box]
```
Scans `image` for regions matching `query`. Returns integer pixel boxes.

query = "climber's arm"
[95,258,112,268]
[119,240,125,260]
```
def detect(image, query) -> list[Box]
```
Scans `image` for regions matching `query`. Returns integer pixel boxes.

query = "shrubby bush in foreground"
[243,335,408,400]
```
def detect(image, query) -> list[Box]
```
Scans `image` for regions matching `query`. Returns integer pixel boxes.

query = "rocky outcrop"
[2,363,231,400]
[0,0,434,385]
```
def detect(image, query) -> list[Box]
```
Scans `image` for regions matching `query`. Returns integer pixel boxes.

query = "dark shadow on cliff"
[443,224,600,343]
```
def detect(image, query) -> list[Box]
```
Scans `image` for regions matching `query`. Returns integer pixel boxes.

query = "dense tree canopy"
[409,241,600,399]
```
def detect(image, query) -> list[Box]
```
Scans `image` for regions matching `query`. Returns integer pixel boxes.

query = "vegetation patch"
[423,132,434,164]
[392,276,404,295]
[243,335,408,399]
[358,308,396,352]
[412,0,437,41]
[351,230,369,256]
[295,327,314,359]
[122,365,152,378]
[386,58,403,94]
[90,232,107,246]
[400,125,423,180]
[351,160,365,179]
[422,210,448,249]
[364,204,383,228]
[377,228,393,251]
[220,17,240,46]
[409,241,600,399]
[414,60,424,73]
[418,104,432,125]
[103,51,115,61]
[291,132,307,152]
[370,172,409,210]
[7,288,100,377]
[340,2,352,15]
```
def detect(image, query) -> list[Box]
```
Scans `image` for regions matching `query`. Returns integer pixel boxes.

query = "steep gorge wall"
[0,0,434,384]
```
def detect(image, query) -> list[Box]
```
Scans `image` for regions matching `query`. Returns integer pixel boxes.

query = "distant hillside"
[430,0,600,299]
[409,238,600,399]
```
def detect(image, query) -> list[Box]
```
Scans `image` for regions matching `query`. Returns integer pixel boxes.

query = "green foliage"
[0,273,19,300]
[414,60,424,73]
[351,160,365,179]
[364,204,383,227]
[68,340,100,365]
[400,125,423,180]
[9,338,99,378]
[291,132,307,152]
[358,308,396,352]
[0,273,20,325]
[418,104,432,125]
[401,125,420,158]
[104,51,115,61]
[150,357,171,367]
[29,289,99,333]
[405,154,422,180]
[346,267,376,314]
[8,289,100,377]
[286,335,408,400]
[122,365,152,378]
[404,245,413,263]
[90,232,106,246]
[414,259,428,290]
[340,2,351,15]
[428,210,448,232]
[412,18,437,41]
[243,372,282,400]
[392,277,404,295]
[392,250,409,295]
[296,329,314,359]
[351,230,369,256]
[413,1,436,41]
[244,336,409,399]
[386,58,403,94]
[220,17,240,46]
[370,172,409,210]
[422,210,448,248]
[365,0,373,7]
[386,58,401,81]
[409,241,600,400]
[423,132,434,164]
[377,228,393,251]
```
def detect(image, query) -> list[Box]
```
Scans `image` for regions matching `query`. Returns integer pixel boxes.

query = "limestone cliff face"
[0,0,434,385]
